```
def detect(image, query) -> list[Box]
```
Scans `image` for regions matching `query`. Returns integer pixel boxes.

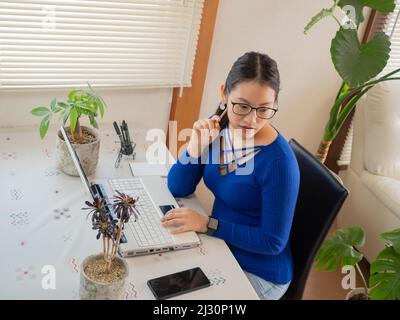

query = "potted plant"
[369,228,400,300]
[315,227,400,300]
[31,84,107,176]
[80,192,140,300]
[315,227,370,300]
[304,0,400,162]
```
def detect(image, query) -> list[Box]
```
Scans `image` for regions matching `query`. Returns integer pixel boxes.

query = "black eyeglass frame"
[229,101,278,119]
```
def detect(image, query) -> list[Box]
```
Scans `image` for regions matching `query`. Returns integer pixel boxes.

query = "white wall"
[196,0,350,212]
[0,87,173,132]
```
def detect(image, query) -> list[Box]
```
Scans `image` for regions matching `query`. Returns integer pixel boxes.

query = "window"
[338,1,400,167]
[370,0,400,74]
[0,0,204,89]
[382,1,400,73]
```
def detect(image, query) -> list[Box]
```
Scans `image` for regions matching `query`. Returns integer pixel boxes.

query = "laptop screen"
[60,126,95,199]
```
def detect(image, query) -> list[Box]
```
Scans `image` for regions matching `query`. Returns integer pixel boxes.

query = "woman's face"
[220,81,277,140]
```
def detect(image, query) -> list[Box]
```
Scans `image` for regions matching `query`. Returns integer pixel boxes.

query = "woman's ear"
[219,84,227,103]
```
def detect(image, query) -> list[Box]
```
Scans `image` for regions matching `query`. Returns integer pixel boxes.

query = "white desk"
[0,125,258,300]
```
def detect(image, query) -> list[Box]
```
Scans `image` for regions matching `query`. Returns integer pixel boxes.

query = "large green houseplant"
[305,0,400,162]
[315,227,400,300]
[31,84,107,176]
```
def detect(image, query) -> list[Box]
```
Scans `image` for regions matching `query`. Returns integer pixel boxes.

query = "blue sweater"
[167,132,300,284]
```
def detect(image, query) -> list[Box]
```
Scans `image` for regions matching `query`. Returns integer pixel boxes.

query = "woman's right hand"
[187,115,222,158]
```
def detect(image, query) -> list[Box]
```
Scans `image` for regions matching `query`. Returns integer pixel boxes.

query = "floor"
[302,220,371,300]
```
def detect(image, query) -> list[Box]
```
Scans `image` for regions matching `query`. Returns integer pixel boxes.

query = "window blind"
[375,0,400,74]
[0,0,204,89]
[383,1,400,73]
[338,1,400,168]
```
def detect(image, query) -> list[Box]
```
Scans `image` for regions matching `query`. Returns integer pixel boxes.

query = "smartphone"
[147,267,211,300]
[159,205,175,215]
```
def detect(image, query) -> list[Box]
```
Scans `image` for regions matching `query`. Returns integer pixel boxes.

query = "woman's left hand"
[161,208,209,234]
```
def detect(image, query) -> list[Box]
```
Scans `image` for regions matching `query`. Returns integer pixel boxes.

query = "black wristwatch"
[205,216,219,236]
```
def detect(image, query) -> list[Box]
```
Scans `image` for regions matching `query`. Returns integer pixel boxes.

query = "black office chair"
[281,139,349,300]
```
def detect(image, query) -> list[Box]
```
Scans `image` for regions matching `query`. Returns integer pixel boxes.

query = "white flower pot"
[79,254,129,300]
[55,126,100,176]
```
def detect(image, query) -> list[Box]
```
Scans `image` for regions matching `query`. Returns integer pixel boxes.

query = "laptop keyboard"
[108,178,174,247]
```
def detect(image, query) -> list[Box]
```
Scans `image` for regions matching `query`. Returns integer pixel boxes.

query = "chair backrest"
[281,139,349,300]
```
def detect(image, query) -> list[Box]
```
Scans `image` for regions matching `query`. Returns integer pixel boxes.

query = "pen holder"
[115,140,136,168]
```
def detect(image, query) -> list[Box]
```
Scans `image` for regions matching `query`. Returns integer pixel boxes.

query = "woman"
[162,51,300,300]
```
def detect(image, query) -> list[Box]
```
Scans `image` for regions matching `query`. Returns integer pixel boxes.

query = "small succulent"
[112,191,140,223]
[82,198,106,221]
[92,214,118,241]
[82,198,117,240]
[82,191,140,273]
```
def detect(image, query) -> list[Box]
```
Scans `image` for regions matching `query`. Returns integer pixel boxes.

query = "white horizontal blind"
[382,0,400,73]
[0,0,204,89]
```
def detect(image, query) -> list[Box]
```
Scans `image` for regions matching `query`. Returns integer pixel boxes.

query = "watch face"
[208,217,218,230]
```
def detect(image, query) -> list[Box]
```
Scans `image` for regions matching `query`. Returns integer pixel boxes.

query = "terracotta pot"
[55,126,100,176]
[79,254,129,300]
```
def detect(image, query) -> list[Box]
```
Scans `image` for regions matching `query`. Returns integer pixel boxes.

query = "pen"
[122,120,133,154]
[120,123,127,149]
[113,121,127,153]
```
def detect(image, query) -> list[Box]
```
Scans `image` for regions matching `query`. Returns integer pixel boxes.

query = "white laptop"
[60,126,201,257]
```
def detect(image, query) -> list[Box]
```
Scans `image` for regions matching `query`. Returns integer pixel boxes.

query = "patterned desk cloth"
[0,125,258,300]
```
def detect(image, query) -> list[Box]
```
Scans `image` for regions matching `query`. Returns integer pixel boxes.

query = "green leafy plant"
[304,0,400,162]
[370,229,400,300]
[316,227,400,300]
[315,227,369,297]
[30,84,107,143]
[82,192,140,272]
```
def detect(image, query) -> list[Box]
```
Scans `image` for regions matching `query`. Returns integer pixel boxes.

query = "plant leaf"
[369,246,400,300]
[87,83,106,118]
[89,114,99,129]
[31,107,50,117]
[304,8,334,35]
[61,104,72,125]
[68,89,80,101]
[381,228,400,254]
[69,107,78,133]
[331,29,391,87]
[361,0,396,13]
[50,98,57,112]
[96,97,105,118]
[315,227,365,272]
[57,102,68,109]
[39,114,51,139]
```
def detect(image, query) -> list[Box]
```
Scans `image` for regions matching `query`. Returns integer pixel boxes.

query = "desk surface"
[0,125,258,300]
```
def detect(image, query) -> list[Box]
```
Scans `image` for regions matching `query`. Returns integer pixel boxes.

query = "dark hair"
[215,51,280,128]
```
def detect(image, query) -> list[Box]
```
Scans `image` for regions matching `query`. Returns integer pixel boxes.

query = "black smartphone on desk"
[147,267,211,300]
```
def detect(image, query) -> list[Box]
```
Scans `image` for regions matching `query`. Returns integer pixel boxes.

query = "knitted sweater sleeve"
[167,149,206,198]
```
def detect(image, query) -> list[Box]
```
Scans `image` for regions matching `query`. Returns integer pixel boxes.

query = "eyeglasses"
[231,101,278,119]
